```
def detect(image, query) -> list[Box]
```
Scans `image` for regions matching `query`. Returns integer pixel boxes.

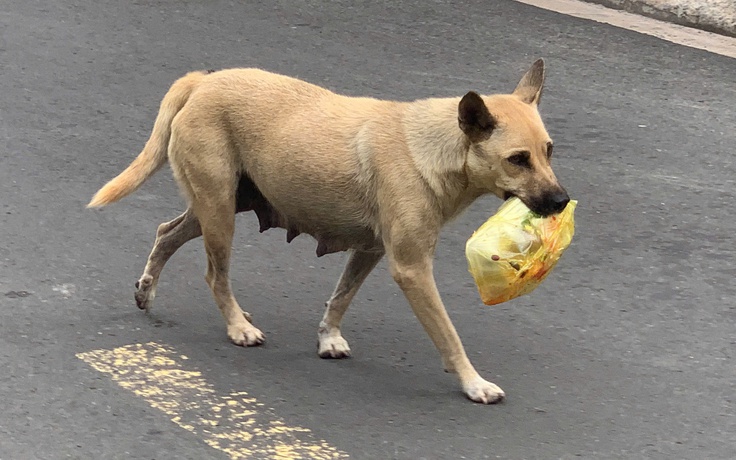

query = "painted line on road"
[77,342,348,460]
[514,0,736,59]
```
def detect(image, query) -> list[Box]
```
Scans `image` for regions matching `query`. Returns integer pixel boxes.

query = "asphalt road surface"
[2,1,736,459]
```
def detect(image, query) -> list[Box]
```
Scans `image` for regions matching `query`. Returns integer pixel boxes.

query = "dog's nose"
[526,189,571,216]
[549,190,570,213]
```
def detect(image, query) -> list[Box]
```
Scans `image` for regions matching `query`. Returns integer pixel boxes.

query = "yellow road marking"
[77,342,348,460]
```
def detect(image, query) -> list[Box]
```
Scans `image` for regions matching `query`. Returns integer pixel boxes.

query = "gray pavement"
[2,0,736,459]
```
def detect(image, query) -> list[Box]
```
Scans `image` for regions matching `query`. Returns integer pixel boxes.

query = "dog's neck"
[402,98,485,223]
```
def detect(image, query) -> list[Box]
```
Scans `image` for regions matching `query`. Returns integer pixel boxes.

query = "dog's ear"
[512,58,545,105]
[458,91,495,141]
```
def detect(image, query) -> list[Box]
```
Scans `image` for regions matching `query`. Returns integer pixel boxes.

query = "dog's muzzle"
[507,188,570,217]
[531,189,570,217]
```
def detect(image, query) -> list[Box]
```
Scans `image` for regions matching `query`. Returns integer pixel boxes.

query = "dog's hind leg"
[134,208,202,311]
[318,250,384,359]
[182,165,265,347]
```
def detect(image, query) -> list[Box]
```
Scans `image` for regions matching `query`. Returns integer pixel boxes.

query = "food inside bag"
[465,197,577,306]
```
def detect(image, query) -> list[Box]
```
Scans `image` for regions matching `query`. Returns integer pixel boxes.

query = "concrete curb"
[580,0,736,37]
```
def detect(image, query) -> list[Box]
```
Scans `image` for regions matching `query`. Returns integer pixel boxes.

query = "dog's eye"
[508,152,531,168]
[546,143,554,159]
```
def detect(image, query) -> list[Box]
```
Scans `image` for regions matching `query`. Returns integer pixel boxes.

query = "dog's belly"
[235,174,380,256]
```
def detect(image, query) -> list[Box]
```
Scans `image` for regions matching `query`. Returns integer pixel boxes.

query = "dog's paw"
[317,329,351,359]
[463,377,506,404]
[134,274,156,311]
[228,323,265,347]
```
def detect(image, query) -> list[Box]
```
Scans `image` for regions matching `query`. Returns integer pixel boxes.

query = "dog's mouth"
[502,191,569,217]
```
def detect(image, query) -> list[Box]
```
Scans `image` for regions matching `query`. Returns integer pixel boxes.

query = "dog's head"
[459,59,569,217]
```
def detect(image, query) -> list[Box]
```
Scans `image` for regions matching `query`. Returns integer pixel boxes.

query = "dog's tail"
[87,70,209,208]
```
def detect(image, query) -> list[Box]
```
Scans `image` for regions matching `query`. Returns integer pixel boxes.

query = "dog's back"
[172,69,408,250]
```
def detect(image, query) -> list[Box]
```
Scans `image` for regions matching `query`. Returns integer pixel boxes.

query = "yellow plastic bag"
[465,197,577,306]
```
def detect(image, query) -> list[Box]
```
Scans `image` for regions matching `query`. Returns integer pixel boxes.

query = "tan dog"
[88,59,569,404]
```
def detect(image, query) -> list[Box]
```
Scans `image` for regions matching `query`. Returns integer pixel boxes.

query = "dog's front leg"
[385,242,505,404]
